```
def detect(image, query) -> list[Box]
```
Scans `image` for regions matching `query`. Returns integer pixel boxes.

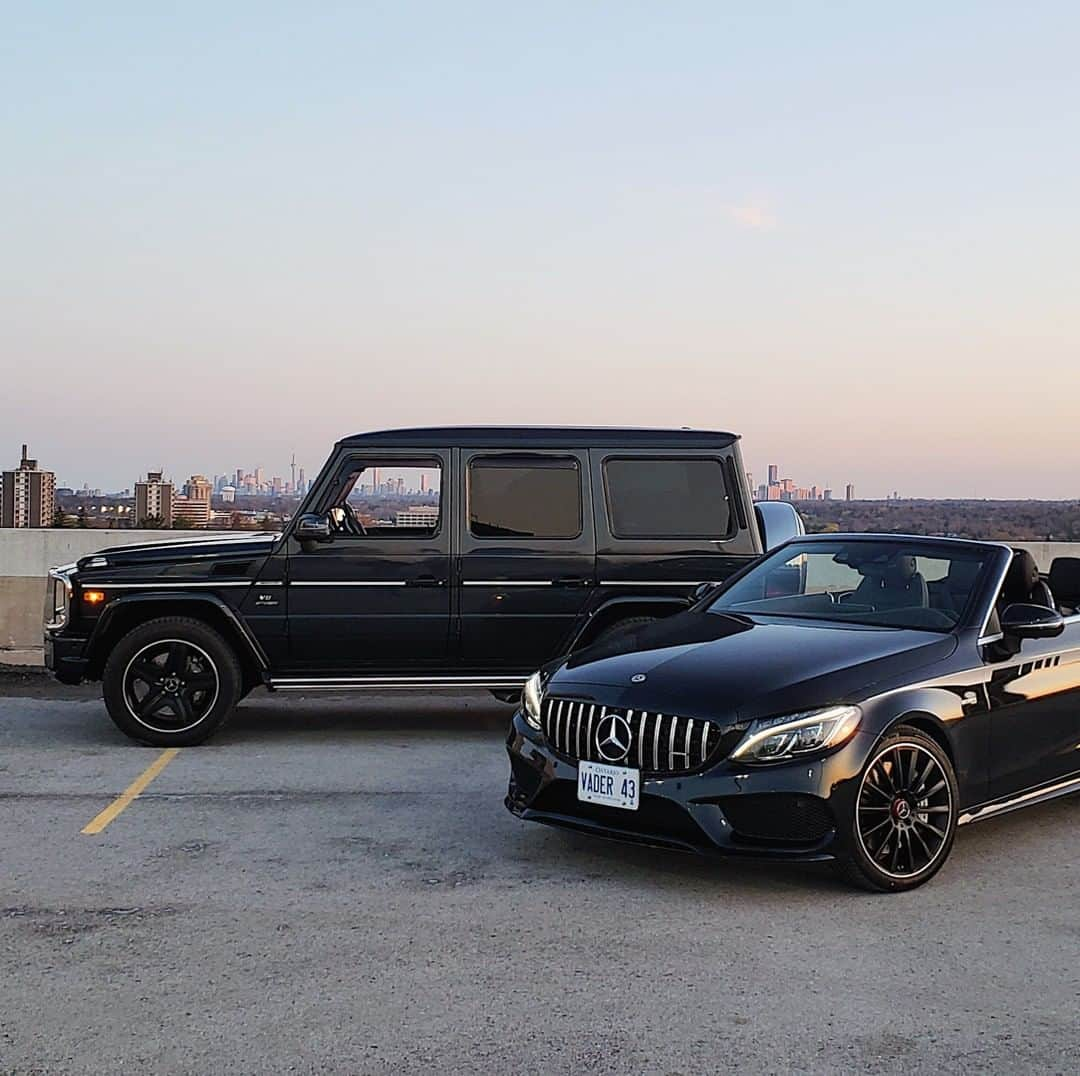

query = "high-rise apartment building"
[1,444,56,528]
[767,464,779,485]
[135,471,175,526]
[183,475,212,503]
[173,475,212,527]
[845,483,856,501]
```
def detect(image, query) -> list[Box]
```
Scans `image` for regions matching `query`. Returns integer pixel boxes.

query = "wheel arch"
[85,594,267,692]
[567,595,689,653]
[890,712,957,769]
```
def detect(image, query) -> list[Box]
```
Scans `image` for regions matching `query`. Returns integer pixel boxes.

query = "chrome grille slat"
[542,698,724,775]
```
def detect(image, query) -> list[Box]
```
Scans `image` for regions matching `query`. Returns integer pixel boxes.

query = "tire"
[591,616,658,647]
[102,616,242,746]
[835,724,958,893]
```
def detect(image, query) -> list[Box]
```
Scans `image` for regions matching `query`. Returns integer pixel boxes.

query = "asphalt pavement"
[1,677,1077,1074]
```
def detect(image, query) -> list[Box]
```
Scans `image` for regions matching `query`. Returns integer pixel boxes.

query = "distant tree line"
[796,500,1080,542]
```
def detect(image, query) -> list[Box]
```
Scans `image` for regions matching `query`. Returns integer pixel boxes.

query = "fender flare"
[85,592,270,676]
[567,594,690,653]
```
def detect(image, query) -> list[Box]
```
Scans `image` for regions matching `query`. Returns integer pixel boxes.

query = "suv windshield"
[707,539,992,632]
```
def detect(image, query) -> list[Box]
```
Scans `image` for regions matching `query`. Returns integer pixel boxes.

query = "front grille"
[541,697,740,775]
[44,569,73,631]
[715,794,835,845]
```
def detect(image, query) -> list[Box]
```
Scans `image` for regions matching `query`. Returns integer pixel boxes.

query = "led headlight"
[522,671,544,730]
[731,705,861,763]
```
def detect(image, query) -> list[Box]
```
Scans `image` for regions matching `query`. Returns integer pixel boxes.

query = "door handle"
[552,577,591,588]
[408,576,446,588]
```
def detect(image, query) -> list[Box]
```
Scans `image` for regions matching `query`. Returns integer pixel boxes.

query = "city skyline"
[9,439,1074,505]
[3,6,1079,499]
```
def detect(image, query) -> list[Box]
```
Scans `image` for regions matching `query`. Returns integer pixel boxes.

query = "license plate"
[577,760,640,811]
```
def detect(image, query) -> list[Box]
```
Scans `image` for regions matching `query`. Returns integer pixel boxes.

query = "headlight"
[522,671,544,730]
[731,705,861,763]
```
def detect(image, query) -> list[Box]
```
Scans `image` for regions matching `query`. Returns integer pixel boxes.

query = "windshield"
[707,539,993,632]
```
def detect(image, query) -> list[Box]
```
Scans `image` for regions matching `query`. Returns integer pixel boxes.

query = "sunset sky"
[2,3,1078,497]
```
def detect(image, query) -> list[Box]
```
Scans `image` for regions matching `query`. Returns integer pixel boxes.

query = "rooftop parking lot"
[1,677,1078,1074]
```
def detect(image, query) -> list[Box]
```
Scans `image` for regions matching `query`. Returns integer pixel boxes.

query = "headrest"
[1004,550,1040,597]
[1049,557,1080,596]
[946,558,982,589]
[885,555,918,585]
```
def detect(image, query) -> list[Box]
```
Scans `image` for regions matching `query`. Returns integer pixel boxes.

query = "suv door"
[285,450,451,671]
[457,448,595,670]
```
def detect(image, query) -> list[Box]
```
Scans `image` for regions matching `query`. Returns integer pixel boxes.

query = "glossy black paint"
[506,535,1080,863]
[45,427,762,689]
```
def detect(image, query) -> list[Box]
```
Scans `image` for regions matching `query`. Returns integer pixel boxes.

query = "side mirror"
[754,501,806,552]
[692,582,716,603]
[1000,603,1065,640]
[295,512,332,544]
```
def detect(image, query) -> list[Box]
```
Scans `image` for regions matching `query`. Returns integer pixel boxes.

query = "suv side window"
[603,457,732,539]
[327,459,442,538]
[468,456,581,539]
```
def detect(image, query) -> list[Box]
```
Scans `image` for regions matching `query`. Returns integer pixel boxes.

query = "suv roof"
[338,426,739,449]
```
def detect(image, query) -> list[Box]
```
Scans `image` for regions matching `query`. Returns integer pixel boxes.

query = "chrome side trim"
[290,581,408,587]
[598,580,700,587]
[79,581,253,589]
[977,632,1004,646]
[959,773,1080,826]
[462,580,555,587]
[270,675,527,691]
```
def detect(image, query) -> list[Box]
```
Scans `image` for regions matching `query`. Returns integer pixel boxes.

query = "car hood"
[75,532,281,571]
[549,611,956,725]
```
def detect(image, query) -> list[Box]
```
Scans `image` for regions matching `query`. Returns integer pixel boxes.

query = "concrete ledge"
[1,531,1078,669]
[1,530,179,667]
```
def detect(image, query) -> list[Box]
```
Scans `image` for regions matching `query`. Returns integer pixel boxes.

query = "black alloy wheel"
[838,725,958,892]
[102,617,242,746]
[123,639,219,732]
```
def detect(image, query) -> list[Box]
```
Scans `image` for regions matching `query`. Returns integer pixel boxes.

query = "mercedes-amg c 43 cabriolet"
[505,535,1080,891]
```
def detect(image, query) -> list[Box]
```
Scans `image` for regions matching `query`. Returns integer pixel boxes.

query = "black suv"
[45,426,800,745]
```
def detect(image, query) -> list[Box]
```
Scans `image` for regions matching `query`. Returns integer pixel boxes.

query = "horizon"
[3,4,1078,499]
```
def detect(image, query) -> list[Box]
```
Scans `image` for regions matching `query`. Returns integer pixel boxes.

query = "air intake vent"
[212,561,253,576]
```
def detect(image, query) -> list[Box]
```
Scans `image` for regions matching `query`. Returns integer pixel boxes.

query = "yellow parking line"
[81,748,180,835]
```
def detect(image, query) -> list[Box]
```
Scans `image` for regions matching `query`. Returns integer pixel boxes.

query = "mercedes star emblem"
[595,713,633,763]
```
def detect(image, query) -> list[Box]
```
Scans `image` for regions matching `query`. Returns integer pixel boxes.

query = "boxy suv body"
[45,427,798,744]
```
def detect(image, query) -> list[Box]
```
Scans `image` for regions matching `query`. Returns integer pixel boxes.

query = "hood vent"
[212,560,254,576]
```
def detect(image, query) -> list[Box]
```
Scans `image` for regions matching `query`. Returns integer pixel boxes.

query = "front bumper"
[44,632,90,684]
[505,710,870,862]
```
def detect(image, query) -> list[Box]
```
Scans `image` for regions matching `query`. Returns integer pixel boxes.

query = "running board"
[269,675,527,692]
[958,773,1080,826]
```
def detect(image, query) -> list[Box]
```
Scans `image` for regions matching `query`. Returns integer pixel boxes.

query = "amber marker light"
[82,590,106,605]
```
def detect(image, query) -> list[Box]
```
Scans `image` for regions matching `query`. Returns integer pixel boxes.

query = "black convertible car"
[506,535,1080,891]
